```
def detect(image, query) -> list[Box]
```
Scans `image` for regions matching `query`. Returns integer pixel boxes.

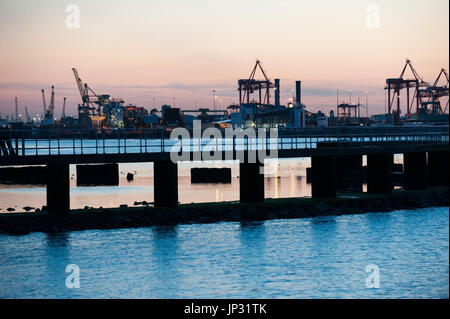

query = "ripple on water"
[0,207,448,298]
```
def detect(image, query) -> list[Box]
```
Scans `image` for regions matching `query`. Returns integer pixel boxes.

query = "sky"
[0,0,448,118]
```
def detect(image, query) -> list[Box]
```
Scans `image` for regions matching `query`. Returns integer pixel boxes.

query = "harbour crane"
[385,59,429,121]
[41,86,56,126]
[238,60,275,106]
[44,86,55,119]
[72,68,109,117]
[429,69,449,114]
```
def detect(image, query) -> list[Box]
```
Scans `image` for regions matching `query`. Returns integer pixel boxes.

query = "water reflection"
[43,232,72,297]
[0,158,313,210]
[151,225,178,264]
[239,221,266,251]
[0,207,447,298]
[150,225,180,297]
[46,232,70,248]
[238,221,266,263]
[237,221,268,295]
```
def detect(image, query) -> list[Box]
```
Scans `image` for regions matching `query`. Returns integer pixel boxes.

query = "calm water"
[0,207,448,298]
[0,158,313,211]
[0,156,404,212]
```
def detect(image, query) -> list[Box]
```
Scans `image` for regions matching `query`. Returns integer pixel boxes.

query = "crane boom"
[72,68,87,103]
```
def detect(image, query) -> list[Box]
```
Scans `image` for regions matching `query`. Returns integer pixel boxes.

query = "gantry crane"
[238,60,275,106]
[422,69,449,114]
[385,59,429,121]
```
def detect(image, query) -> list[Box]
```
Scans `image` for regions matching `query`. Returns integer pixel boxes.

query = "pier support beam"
[311,156,336,198]
[46,164,70,214]
[428,151,449,187]
[367,153,393,194]
[404,152,427,190]
[335,155,363,191]
[239,162,264,203]
[154,160,178,207]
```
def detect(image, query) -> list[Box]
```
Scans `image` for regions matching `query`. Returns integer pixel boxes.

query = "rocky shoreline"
[0,187,448,235]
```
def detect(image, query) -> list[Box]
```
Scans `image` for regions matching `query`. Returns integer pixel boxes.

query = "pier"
[0,126,448,214]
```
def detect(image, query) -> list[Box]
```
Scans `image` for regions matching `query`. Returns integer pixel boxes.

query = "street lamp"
[365,90,369,117]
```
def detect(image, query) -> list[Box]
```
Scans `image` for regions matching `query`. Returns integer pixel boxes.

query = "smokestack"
[274,79,280,106]
[15,97,18,121]
[295,81,302,106]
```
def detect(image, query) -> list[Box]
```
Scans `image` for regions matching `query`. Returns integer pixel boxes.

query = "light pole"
[212,90,216,111]
[365,90,369,117]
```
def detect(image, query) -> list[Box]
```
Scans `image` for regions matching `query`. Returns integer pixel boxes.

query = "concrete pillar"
[311,156,336,198]
[367,153,393,194]
[428,151,449,187]
[239,162,264,203]
[335,155,363,192]
[404,152,427,190]
[46,163,70,214]
[154,160,178,207]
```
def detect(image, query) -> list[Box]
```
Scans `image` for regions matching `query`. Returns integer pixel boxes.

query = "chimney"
[295,81,302,106]
[274,79,280,106]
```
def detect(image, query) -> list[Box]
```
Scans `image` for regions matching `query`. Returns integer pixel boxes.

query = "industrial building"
[1,59,447,131]
[230,60,306,129]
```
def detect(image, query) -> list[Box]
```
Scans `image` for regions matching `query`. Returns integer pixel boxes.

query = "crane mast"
[41,89,47,117]
[45,85,55,119]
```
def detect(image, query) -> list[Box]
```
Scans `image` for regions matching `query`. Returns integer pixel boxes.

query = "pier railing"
[0,127,448,157]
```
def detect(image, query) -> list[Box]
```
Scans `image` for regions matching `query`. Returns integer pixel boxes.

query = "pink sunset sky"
[0,0,448,118]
